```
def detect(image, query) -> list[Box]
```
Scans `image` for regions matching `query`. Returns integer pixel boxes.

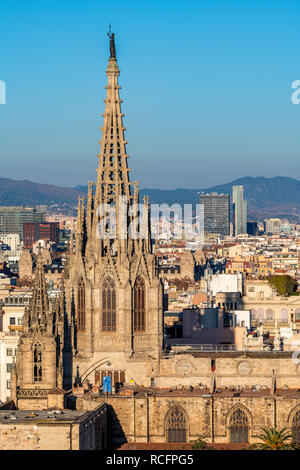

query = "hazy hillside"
[1,176,300,221]
[0,178,83,205]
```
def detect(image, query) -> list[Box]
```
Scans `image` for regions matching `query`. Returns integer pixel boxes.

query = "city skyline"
[2,9,300,452]
[1,0,300,189]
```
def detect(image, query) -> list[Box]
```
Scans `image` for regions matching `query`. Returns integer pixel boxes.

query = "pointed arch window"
[102,277,116,332]
[292,410,300,444]
[166,406,187,442]
[134,276,145,332]
[77,277,85,331]
[33,343,42,382]
[229,408,249,443]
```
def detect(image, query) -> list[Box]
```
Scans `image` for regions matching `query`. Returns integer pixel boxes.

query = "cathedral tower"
[65,33,164,387]
[12,255,65,409]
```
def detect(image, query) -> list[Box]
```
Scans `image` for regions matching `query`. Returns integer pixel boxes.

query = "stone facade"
[18,250,33,281]
[159,249,206,282]
[0,405,107,450]
[243,279,300,332]
[77,391,300,446]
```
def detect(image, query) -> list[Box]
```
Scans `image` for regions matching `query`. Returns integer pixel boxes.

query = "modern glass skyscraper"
[200,193,230,236]
[232,186,247,236]
[0,206,44,237]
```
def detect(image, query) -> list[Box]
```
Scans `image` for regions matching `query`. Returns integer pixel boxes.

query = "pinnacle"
[95,46,131,205]
[106,58,120,74]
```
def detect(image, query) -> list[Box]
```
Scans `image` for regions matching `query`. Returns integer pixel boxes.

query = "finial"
[107,27,116,59]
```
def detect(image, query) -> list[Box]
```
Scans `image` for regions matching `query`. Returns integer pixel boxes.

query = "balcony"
[172,343,237,352]
[250,320,289,328]
[8,325,23,332]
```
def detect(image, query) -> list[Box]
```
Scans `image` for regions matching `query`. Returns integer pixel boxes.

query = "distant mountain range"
[1,176,300,221]
[0,178,80,206]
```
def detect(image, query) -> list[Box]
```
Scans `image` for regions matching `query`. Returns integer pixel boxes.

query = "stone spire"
[142,195,152,253]
[13,254,67,408]
[75,195,86,257]
[25,255,49,332]
[95,32,132,207]
[63,32,164,370]
[86,181,94,239]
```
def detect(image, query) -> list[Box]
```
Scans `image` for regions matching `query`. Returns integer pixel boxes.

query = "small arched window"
[113,370,119,385]
[166,406,187,442]
[280,309,288,323]
[295,309,300,321]
[77,277,85,331]
[229,408,249,443]
[102,277,116,332]
[120,370,125,383]
[251,309,257,320]
[33,343,42,382]
[266,309,274,321]
[134,276,146,332]
[257,309,265,322]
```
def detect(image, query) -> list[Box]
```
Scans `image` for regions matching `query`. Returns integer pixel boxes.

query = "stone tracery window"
[77,277,85,331]
[166,406,187,442]
[33,343,42,382]
[229,407,249,443]
[102,277,116,332]
[134,276,145,332]
[292,410,300,444]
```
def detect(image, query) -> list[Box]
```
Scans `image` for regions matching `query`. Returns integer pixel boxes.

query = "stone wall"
[77,394,300,446]
[0,405,107,450]
[0,423,77,450]
[75,351,300,390]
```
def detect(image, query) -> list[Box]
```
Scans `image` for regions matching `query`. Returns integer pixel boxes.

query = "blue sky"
[0,0,299,189]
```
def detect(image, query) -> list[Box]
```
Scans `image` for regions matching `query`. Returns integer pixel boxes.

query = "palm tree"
[250,427,298,450]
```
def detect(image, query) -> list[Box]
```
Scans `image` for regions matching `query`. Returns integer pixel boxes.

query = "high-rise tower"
[233,185,247,236]
[65,33,164,387]
[200,193,230,236]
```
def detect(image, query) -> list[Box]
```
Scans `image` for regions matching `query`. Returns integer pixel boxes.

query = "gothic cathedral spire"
[65,33,163,384]
[95,36,132,207]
